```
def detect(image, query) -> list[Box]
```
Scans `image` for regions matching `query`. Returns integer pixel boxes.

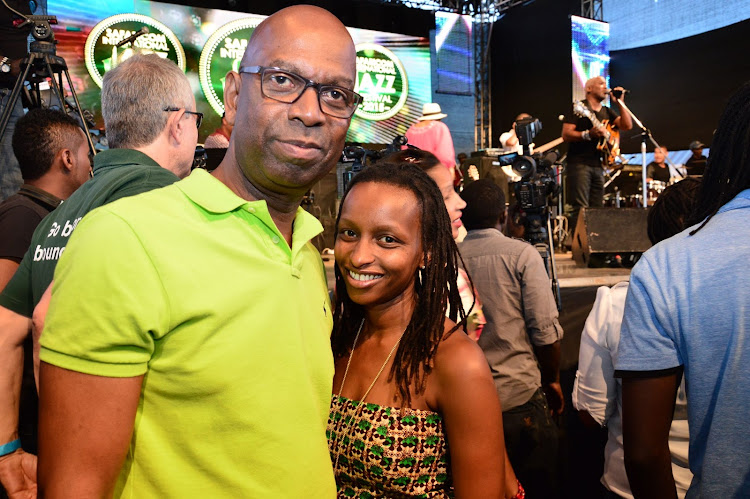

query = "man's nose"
[288,86,325,126]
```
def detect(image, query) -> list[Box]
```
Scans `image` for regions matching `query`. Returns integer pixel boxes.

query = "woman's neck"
[362,295,416,339]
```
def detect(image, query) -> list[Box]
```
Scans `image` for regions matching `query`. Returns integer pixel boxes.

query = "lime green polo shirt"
[40,168,336,498]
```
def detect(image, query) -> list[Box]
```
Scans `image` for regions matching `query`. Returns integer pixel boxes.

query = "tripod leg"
[546,214,562,311]
[0,54,38,141]
[62,68,96,157]
[43,58,65,110]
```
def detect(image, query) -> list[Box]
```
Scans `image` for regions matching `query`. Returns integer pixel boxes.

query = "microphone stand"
[612,96,668,208]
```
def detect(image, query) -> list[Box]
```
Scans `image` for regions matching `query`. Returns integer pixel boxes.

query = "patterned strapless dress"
[327,394,453,498]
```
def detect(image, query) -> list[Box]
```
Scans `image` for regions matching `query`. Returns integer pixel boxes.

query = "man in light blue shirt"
[615,81,750,498]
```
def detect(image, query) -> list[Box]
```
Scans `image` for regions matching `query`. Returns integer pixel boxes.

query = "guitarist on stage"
[562,76,633,240]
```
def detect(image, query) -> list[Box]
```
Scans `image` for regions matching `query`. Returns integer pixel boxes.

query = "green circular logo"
[84,14,186,88]
[354,43,409,121]
[198,18,263,116]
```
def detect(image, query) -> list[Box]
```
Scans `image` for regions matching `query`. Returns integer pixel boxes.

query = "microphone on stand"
[116,27,149,47]
[606,88,630,99]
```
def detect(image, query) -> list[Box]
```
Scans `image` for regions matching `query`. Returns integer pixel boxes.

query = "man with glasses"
[36,6,357,497]
[0,53,196,497]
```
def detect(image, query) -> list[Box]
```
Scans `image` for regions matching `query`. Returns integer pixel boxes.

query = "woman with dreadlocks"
[380,149,486,341]
[328,163,509,498]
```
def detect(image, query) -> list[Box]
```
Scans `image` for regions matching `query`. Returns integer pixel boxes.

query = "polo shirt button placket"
[271,235,280,244]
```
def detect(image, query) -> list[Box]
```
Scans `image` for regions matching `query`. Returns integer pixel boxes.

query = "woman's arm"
[430,333,505,498]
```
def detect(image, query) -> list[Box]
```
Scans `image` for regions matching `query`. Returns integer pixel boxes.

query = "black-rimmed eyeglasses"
[164,107,203,128]
[238,65,362,119]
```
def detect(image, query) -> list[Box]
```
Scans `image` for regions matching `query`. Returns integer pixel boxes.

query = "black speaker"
[461,155,510,201]
[572,208,652,267]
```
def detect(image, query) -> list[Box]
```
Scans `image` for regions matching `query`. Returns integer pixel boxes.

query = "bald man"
[36,6,358,497]
[562,76,632,238]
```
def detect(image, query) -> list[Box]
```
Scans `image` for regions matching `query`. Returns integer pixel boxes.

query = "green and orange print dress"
[327,395,453,498]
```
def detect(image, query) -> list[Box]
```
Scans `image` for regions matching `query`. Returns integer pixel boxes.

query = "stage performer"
[0,0,32,201]
[0,53,195,498]
[405,102,456,170]
[562,76,632,237]
[616,82,750,498]
[646,146,672,183]
[35,6,358,497]
[329,162,510,498]
[685,140,707,176]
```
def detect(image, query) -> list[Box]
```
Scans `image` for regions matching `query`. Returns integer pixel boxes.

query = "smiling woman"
[328,163,510,498]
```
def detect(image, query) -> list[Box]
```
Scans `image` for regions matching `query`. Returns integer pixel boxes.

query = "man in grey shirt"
[458,178,563,498]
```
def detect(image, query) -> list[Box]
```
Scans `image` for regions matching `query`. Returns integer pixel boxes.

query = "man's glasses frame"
[164,107,203,128]
[238,65,362,119]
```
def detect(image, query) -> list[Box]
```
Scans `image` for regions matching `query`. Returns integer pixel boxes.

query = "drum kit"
[604,165,681,208]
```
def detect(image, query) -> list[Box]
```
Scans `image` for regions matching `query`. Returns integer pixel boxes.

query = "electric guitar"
[572,100,620,167]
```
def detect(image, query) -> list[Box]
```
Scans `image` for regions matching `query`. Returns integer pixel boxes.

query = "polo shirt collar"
[92,149,161,173]
[177,169,323,243]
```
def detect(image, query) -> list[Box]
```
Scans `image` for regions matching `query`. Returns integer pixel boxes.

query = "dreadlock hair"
[380,147,476,324]
[647,177,702,244]
[687,81,750,234]
[331,162,467,407]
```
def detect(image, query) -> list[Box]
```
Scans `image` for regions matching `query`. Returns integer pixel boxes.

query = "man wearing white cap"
[405,102,456,170]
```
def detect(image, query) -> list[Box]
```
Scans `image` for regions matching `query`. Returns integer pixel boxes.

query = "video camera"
[497,117,560,211]
[340,135,408,192]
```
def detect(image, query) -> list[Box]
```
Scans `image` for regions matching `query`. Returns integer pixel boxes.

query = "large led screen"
[47,0,431,144]
[571,15,610,104]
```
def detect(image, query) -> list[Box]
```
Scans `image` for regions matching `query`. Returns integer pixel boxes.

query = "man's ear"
[223,71,241,126]
[499,208,507,226]
[166,110,185,144]
[58,148,74,174]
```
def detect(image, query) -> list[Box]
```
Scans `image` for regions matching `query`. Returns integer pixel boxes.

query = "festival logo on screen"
[354,43,409,121]
[199,17,264,116]
[84,14,186,88]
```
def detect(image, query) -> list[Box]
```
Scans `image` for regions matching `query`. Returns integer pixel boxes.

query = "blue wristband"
[0,439,21,456]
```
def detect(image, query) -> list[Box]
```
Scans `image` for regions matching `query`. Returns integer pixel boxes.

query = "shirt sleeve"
[518,245,563,346]
[0,205,42,262]
[573,283,627,426]
[614,256,683,377]
[40,206,171,378]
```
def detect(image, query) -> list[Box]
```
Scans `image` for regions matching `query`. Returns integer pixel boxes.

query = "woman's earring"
[417,266,425,287]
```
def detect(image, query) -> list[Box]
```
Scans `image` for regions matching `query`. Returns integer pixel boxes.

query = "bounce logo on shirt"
[198,17,265,117]
[84,14,186,88]
[354,43,409,121]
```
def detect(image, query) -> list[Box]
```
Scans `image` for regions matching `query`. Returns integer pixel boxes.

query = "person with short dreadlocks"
[615,81,750,498]
[327,163,513,498]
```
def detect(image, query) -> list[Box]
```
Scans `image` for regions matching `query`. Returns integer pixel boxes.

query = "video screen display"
[571,15,610,104]
[435,12,473,95]
[46,0,432,144]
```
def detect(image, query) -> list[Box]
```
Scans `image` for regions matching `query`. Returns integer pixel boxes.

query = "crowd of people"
[0,3,749,498]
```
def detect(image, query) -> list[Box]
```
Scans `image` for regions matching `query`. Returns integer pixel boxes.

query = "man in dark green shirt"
[0,53,199,497]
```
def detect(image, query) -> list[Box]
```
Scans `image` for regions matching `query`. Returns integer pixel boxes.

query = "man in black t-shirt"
[646,146,672,183]
[685,140,708,176]
[562,76,633,237]
[0,0,32,202]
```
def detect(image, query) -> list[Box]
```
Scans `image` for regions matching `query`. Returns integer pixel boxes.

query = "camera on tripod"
[21,15,58,43]
[505,117,559,211]
[340,135,408,193]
